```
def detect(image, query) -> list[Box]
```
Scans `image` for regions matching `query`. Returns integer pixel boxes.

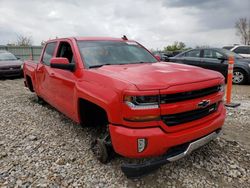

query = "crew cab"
[23,37,226,178]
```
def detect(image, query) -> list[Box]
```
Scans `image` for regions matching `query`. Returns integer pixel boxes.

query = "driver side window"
[56,42,75,64]
[203,49,223,59]
[215,51,224,59]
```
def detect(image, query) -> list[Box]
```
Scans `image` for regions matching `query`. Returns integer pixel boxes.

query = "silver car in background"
[0,50,23,78]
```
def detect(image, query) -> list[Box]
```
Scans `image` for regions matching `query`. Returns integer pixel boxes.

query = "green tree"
[163,41,186,52]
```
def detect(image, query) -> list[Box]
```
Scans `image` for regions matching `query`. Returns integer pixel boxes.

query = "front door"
[49,40,77,119]
[200,49,228,77]
[183,49,202,67]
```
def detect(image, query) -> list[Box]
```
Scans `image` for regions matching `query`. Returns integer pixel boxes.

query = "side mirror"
[50,57,75,71]
[155,55,161,61]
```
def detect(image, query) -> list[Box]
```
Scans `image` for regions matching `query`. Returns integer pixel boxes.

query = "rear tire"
[232,69,247,85]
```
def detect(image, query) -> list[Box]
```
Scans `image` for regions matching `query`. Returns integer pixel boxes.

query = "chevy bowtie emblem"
[197,100,210,108]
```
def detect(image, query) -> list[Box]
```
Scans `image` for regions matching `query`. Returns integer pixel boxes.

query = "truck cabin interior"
[56,42,75,64]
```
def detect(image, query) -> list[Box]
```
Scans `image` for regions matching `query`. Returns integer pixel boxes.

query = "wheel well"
[78,98,108,127]
[26,75,34,92]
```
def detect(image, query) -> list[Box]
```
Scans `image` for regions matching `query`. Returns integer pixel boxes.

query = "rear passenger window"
[42,42,56,65]
[233,46,250,54]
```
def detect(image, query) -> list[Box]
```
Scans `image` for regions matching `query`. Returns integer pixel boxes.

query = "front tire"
[232,69,247,85]
[91,130,113,164]
[92,138,109,163]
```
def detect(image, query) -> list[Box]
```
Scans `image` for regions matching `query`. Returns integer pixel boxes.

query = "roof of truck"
[47,37,134,43]
[76,37,131,41]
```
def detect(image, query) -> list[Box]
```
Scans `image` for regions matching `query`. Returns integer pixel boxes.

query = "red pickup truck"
[23,37,226,178]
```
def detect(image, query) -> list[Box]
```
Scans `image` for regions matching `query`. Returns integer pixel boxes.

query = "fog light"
[137,138,147,153]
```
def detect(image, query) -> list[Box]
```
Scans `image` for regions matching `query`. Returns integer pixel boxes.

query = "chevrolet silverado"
[23,37,226,178]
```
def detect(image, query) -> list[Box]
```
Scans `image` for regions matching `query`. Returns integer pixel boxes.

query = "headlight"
[124,95,159,109]
[21,64,23,69]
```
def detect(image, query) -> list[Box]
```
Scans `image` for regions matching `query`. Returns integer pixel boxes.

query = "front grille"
[13,66,21,69]
[161,103,218,126]
[0,66,21,70]
[160,85,221,104]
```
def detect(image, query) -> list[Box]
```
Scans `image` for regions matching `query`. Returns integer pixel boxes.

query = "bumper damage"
[121,129,221,178]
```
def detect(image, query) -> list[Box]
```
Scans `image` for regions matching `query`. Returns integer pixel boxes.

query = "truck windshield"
[77,41,157,68]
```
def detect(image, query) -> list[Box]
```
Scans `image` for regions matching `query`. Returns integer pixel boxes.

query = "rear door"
[36,42,57,102]
[200,49,228,77]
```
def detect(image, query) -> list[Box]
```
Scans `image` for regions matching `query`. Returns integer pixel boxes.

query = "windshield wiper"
[89,63,111,68]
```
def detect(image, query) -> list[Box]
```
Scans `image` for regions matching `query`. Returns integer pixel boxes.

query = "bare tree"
[16,35,33,46]
[40,40,46,46]
[235,18,250,45]
[249,19,250,45]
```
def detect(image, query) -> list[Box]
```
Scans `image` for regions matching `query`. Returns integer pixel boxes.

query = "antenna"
[122,35,128,40]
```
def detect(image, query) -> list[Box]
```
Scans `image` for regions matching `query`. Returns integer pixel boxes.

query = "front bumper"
[0,69,23,78]
[109,103,226,158]
[121,129,222,178]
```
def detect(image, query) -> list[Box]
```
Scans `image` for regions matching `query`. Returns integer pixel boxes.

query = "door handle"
[50,73,56,78]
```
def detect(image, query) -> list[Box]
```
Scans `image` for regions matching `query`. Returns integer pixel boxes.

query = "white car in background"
[230,45,250,58]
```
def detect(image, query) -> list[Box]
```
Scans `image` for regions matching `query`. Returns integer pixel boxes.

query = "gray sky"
[0,0,249,49]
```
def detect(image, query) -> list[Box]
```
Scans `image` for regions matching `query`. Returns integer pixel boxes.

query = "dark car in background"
[169,48,250,84]
[0,50,23,78]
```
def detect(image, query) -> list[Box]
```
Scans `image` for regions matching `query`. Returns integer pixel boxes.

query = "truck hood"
[91,62,223,90]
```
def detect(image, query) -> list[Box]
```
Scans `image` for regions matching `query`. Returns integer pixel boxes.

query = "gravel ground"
[0,78,249,188]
